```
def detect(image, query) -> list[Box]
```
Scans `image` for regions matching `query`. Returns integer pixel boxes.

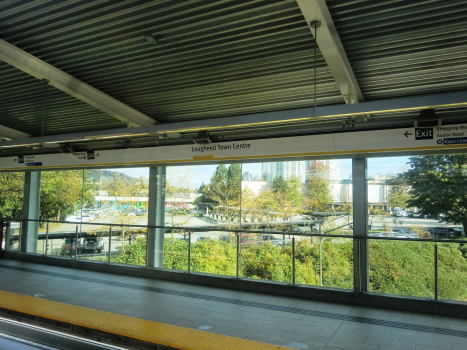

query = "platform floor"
[1,260,467,350]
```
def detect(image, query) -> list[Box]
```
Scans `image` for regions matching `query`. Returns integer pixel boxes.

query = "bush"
[108,237,467,301]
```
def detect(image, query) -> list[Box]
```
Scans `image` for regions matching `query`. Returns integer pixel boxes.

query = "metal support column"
[352,158,369,292]
[147,166,166,268]
[21,171,41,253]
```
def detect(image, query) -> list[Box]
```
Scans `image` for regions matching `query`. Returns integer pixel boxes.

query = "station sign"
[1,124,467,171]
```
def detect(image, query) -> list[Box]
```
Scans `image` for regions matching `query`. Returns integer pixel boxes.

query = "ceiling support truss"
[296,0,363,104]
[0,38,156,128]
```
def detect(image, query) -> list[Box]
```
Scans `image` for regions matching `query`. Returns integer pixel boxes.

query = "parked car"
[59,238,82,256]
[197,236,210,242]
[260,234,279,241]
[370,232,393,238]
[82,237,104,253]
[66,215,81,223]
[80,214,93,222]
[293,226,313,233]
[136,208,148,216]
[453,227,465,237]
[219,234,232,242]
[392,228,409,235]
[240,234,255,244]
[427,227,456,239]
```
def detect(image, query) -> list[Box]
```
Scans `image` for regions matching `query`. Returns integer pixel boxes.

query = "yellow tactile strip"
[0,291,294,350]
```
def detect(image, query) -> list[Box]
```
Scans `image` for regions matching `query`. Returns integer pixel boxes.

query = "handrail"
[2,218,466,244]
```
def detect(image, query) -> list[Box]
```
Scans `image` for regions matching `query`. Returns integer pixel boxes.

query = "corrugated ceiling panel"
[0,0,343,133]
[0,62,126,136]
[327,0,467,100]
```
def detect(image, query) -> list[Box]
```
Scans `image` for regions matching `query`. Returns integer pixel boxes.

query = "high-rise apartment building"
[241,171,253,181]
[262,160,340,182]
[306,160,340,181]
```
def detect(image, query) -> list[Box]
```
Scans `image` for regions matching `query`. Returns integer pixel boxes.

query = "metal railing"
[1,218,466,302]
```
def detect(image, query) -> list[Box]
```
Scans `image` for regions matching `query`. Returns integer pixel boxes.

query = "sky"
[111,156,412,188]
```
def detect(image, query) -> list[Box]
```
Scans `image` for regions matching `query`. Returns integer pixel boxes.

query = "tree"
[0,170,93,222]
[40,170,93,221]
[165,167,194,237]
[271,175,301,221]
[208,164,241,224]
[0,172,24,219]
[386,175,410,209]
[102,171,143,250]
[405,155,467,230]
[303,161,332,212]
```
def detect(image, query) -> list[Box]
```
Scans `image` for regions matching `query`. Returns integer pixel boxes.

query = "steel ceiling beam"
[0,38,156,127]
[296,0,363,104]
[0,90,466,150]
[0,124,30,140]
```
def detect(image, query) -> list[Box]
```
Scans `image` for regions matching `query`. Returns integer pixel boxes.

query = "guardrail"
[2,218,466,302]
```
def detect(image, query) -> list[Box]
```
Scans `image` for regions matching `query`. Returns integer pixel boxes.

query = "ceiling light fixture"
[193,130,212,144]
[415,109,441,128]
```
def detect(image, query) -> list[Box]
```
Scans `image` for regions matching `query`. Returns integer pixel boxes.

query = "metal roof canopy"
[1,89,466,149]
[0,38,156,128]
[296,0,363,104]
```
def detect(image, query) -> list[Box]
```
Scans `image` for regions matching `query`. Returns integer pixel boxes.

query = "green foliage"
[370,241,435,298]
[405,155,467,229]
[164,239,189,271]
[437,243,467,300]
[303,162,333,212]
[40,170,94,220]
[110,237,467,301]
[386,175,411,209]
[0,172,24,219]
[271,175,302,220]
[111,238,146,266]
[208,164,241,223]
[191,239,237,275]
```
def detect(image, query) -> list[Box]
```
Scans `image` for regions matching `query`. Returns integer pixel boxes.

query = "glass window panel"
[91,168,149,267]
[241,159,353,288]
[164,164,241,273]
[367,155,467,239]
[367,154,467,299]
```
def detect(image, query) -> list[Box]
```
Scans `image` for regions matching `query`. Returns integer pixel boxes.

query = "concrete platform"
[1,259,467,350]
